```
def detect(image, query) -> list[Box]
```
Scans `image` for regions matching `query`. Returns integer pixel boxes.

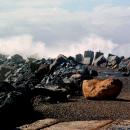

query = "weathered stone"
[75,54,83,63]
[0,88,33,129]
[83,57,91,65]
[119,58,130,72]
[0,65,13,81]
[50,54,67,72]
[84,50,94,65]
[35,64,50,80]
[10,54,25,64]
[82,78,123,100]
[107,54,122,69]
[93,55,107,67]
[94,52,104,60]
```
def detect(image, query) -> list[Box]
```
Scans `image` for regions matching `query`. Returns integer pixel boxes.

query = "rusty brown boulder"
[82,78,123,100]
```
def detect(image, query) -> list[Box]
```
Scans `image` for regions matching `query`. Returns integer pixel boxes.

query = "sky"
[0,0,130,58]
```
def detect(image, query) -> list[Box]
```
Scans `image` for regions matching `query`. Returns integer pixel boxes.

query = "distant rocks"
[82,78,123,100]
[107,54,123,69]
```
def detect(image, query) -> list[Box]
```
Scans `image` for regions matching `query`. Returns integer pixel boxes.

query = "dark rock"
[0,65,13,81]
[50,54,67,72]
[35,64,50,80]
[75,54,83,63]
[118,58,130,72]
[32,85,68,103]
[89,69,98,77]
[92,55,107,67]
[10,54,25,64]
[0,82,33,129]
[83,50,94,65]
[0,81,15,92]
[107,54,122,69]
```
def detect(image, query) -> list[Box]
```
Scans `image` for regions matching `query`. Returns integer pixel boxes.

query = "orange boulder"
[82,78,123,100]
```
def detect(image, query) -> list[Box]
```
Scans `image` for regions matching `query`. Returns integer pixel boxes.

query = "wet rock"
[93,52,104,60]
[107,54,122,69]
[0,82,33,129]
[118,58,130,72]
[0,54,7,65]
[0,65,13,81]
[50,54,67,72]
[82,78,123,100]
[83,50,94,65]
[89,69,98,77]
[75,54,83,63]
[10,54,25,64]
[92,55,107,67]
[32,85,68,103]
[92,52,107,67]
[0,81,15,92]
[35,64,50,80]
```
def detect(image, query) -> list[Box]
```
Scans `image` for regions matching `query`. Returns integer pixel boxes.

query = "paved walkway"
[18,118,130,130]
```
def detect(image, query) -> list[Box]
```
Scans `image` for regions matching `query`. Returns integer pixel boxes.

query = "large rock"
[118,58,130,72]
[0,65,13,81]
[82,78,123,100]
[83,50,94,65]
[50,54,67,72]
[35,64,50,80]
[75,54,83,63]
[0,82,33,129]
[92,52,106,67]
[107,54,122,69]
[10,54,25,64]
[92,55,107,67]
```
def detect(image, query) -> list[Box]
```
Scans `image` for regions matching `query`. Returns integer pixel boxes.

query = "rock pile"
[0,50,128,128]
[0,53,99,128]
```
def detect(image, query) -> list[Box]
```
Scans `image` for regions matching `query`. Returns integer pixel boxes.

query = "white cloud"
[0,2,130,57]
[0,34,119,58]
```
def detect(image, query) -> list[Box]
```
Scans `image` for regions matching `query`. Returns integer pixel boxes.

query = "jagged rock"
[92,52,107,67]
[75,54,83,63]
[50,54,67,72]
[89,70,98,77]
[10,54,25,64]
[32,85,68,103]
[93,52,104,60]
[82,78,123,100]
[0,54,7,65]
[107,54,122,69]
[92,55,107,67]
[0,82,33,129]
[83,50,94,65]
[0,81,15,92]
[35,64,50,80]
[118,58,130,72]
[0,65,13,81]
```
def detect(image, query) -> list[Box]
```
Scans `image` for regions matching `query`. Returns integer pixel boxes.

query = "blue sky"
[0,0,130,58]
[62,0,130,11]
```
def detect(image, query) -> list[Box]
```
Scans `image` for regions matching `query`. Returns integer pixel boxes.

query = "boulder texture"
[75,54,83,63]
[82,78,123,100]
[92,52,107,67]
[107,54,122,69]
[92,55,107,67]
[83,50,94,65]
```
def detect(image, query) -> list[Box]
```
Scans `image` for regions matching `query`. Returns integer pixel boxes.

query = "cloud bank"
[0,1,130,58]
[0,35,123,59]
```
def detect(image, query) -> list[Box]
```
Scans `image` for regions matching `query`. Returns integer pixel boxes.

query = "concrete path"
[18,118,130,130]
